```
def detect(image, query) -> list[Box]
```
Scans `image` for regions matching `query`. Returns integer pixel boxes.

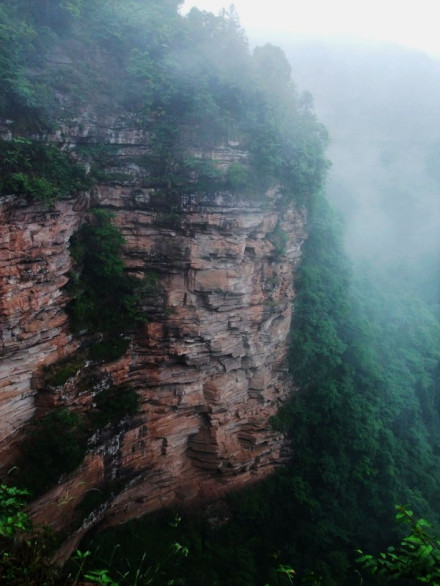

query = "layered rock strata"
[0,129,307,555]
[0,195,85,465]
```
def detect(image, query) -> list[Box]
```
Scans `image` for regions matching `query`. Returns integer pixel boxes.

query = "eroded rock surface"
[0,195,84,465]
[0,127,306,555]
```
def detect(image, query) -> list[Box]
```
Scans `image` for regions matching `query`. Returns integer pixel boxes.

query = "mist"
[1,1,439,581]
[254,36,440,306]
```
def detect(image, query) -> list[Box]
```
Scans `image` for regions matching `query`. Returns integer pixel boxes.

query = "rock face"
[0,195,85,465]
[0,121,307,555]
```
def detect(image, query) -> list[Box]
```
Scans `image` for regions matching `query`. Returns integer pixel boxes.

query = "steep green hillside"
[1,3,439,585]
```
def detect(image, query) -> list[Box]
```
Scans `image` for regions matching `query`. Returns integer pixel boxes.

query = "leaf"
[419,545,434,559]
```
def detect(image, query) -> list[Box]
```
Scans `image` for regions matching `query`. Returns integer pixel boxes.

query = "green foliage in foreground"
[0,486,189,585]
[0,484,30,538]
[358,506,440,585]
[0,484,64,584]
[5,485,440,586]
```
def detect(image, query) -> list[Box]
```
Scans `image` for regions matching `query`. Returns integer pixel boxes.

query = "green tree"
[68,209,152,336]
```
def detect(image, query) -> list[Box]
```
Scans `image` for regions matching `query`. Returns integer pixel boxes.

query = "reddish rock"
[0,134,307,556]
[0,196,83,465]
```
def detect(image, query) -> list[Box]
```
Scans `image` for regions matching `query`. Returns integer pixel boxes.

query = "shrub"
[357,506,440,584]
[88,337,130,362]
[0,138,90,204]
[44,352,88,387]
[19,409,88,496]
[0,484,30,538]
[91,384,139,428]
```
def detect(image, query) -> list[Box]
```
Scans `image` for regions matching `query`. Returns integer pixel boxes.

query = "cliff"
[0,115,307,557]
[0,1,331,564]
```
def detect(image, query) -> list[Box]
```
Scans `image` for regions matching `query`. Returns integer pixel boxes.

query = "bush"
[44,352,88,387]
[0,138,90,204]
[19,409,88,496]
[91,384,139,428]
[88,337,130,363]
[0,484,30,538]
[357,506,440,584]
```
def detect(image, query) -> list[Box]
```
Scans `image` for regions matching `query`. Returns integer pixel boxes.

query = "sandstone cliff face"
[0,119,307,555]
[0,195,84,463]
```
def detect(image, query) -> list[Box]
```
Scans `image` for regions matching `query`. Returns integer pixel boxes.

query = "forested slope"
[0,2,439,585]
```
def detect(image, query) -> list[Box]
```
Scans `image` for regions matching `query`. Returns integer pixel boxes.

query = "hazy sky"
[181,0,440,57]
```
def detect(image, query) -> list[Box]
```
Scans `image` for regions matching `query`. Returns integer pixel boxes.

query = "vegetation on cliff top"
[0,0,328,204]
[1,1,439,585]
[0,137,90,203]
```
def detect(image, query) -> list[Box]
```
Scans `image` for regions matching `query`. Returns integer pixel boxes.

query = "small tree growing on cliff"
[67,208,155,341]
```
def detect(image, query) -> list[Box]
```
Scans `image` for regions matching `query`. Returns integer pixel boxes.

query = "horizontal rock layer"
[0,126,307,556]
